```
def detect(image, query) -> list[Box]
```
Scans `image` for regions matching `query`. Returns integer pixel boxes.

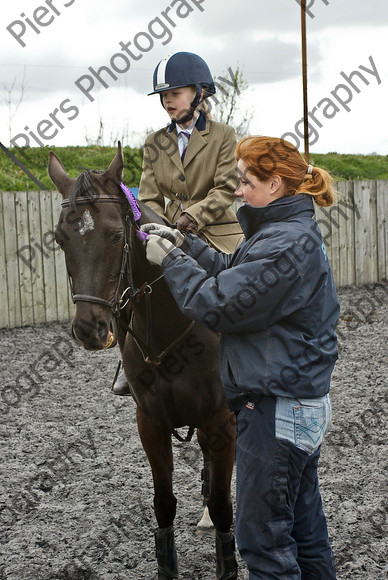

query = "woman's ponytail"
[295,166,336,207]
[235,136,336,208]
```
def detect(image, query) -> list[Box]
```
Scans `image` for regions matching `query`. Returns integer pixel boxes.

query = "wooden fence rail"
[1,180,387,329]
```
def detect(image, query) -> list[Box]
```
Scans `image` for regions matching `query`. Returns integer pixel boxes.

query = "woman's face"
[162,86,196,125]
[235,159,284,208]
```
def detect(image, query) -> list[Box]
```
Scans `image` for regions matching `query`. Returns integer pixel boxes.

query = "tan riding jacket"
[138,113,244,253]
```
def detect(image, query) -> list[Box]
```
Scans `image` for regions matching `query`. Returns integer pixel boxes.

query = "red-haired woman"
[141,136,339,579]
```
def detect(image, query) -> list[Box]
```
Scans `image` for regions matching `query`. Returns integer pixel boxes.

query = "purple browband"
[120,182,148,241]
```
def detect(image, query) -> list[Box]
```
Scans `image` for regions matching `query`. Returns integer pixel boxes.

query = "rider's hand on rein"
[176,212,198,234]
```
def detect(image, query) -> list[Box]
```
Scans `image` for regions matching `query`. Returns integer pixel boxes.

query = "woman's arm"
[162,243,306,334]
[180,234,234,277]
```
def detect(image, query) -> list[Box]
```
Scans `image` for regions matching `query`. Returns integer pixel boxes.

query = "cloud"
[204,37,323,85]
[2,0,385,99]
[191,0,388,34]
[1,34,321,102]
[1,0,387,152]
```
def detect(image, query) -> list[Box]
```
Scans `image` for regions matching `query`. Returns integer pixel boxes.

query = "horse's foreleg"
[155,525,178,580]
[136,406,176,526]
[197,429,211,505]
[136,406,178,579]
[196,429,213,529]
[215,530,237,580]
[205,410,237,580]
[205,410,235,532]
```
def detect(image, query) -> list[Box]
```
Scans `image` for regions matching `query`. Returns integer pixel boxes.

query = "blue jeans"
[235,395,336,579]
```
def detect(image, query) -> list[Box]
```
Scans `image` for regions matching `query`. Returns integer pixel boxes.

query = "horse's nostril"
[72,315,110,349]
[71,324,81,343]
[96,320,108,340]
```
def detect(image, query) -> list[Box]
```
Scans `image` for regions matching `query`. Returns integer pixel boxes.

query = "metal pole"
[301,0,309,162]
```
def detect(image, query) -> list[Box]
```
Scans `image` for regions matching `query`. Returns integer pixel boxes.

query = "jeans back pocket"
[294,396,331,455]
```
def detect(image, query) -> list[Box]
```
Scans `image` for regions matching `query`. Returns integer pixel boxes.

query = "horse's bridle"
[61,193,195,442]
[60,194,188,365]
[61,195,147,314]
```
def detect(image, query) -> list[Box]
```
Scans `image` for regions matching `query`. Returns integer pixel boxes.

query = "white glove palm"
[145,234,177,266]
[141,223,184,247]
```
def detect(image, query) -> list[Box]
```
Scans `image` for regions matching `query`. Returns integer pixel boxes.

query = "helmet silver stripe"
[156,53,175,90]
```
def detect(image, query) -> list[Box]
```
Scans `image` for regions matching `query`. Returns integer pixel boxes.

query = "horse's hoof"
[196,506,214,530]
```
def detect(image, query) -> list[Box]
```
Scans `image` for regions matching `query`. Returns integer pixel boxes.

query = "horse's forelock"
[70,170,105,207]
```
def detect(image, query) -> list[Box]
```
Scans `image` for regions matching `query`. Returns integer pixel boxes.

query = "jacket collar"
[237,194,314,240]
[168,110,207,133]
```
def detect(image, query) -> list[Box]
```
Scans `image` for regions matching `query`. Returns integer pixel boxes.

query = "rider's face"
[162,86,196,126]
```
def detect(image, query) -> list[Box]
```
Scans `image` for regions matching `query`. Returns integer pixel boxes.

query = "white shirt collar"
[176,113,199,136]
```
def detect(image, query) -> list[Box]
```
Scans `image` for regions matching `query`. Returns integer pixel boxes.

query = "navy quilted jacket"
[162,194,340,411]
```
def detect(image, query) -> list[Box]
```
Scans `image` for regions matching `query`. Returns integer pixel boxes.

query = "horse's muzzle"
[71,317,118,351]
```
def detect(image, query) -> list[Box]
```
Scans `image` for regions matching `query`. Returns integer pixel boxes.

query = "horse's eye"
[55,235,64,248]
[113,232,124,244]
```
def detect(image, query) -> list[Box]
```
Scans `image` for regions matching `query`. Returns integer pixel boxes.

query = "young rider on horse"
[139,51,243,252]
[112,51,243,395]
[141,136,339,579]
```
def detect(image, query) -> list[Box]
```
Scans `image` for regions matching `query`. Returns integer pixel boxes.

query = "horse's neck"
[131,239,163,289]
[131,248,189,339]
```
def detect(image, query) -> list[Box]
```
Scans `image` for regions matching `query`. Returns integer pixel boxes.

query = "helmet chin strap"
[172,105,196,125]
[163,85,204,126]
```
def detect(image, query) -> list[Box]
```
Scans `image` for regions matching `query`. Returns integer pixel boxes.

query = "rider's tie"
[180,131,190,161]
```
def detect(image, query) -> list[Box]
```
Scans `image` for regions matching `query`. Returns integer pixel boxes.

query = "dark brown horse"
[48,143,237,580]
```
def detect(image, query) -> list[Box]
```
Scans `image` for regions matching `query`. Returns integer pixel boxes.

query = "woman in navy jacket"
[142,136,339,579]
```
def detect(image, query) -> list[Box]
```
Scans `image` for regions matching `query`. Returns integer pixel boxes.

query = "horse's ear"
[105,141,123,183]
[48,152,75,198]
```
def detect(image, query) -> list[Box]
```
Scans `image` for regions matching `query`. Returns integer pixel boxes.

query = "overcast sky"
[1,0,387,153]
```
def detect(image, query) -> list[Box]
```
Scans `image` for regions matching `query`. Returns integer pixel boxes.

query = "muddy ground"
[0,283,387,580]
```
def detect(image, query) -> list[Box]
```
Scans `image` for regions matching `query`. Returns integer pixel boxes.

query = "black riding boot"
[111,362,131,396]
[215,530,238,580]
[155,525,179,579]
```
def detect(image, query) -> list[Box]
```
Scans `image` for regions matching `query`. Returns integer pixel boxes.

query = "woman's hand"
[141,223,185,247]
[144,234,177,266]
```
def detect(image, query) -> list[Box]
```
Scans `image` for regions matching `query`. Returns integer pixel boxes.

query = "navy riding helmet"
[148,52,216,123]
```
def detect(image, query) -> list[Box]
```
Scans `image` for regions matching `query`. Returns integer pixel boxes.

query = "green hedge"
[0,146,387,191]
[0,146,143,191]
[309,153,388,181]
